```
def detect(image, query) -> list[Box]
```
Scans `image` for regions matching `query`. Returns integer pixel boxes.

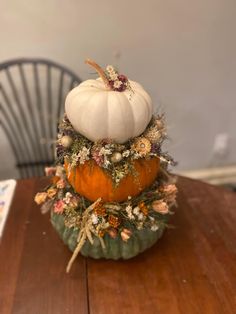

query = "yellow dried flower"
[132,137,151,156]
[34,192,47,205]
[47,188,57,199]
[144,126,162,143]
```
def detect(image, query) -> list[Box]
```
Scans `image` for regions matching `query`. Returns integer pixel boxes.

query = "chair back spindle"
[0,58,81,178]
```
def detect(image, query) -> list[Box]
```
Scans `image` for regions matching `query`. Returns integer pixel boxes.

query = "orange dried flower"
[98,230,105,238]
[138,201,148,216]
[56,178,66,189]
[108,215,120,228]
[94,203,106,217]
[51,176,60,185]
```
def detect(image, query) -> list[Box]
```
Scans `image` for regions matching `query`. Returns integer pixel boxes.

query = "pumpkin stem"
[85,58,111,89]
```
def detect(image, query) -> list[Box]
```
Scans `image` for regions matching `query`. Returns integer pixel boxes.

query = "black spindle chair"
[0,58,81,178]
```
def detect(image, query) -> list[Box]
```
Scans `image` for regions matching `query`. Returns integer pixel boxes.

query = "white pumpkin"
[65,60,153,144]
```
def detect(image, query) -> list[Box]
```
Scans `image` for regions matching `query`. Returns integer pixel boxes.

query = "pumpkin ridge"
[117,92,132,141]
[68,87,99,109]
[79,79,106,91]
[120,92,136,138]
[141,92,152,126]
[103,92,109,139]
[85,92,103,134]
[50,197,169,261]
[130,81,152,126]
[134,92,151,130]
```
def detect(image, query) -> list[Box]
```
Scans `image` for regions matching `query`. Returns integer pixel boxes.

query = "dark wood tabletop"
[0,176,235,314]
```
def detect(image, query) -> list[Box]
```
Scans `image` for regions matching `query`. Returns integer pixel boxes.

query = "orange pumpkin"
[65,157,160,202]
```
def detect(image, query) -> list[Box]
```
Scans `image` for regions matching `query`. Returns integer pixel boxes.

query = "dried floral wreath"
[35,114,177,272]
[56,114,175,186]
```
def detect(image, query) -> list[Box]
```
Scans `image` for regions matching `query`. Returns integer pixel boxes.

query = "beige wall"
[1,0,236,178]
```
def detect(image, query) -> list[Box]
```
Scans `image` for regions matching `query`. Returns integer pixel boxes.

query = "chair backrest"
[0,58,81,178]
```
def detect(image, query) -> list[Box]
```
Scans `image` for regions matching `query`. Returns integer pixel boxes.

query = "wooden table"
[0,177,235,314]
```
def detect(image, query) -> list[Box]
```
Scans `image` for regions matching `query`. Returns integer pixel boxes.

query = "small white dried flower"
[113,80,122,89]
[122,150,130,158]
[133,152,142,160]
[137,222,144,230]
[106,65,115,73]
[99,147,112,156]
[103,156,111,168]
[133,206,140,215]
[91,213,98,225]
[63,192,73,204]
[138,213,144,221]
[125,205,132,214]
[71,153,79,167]
[109,72,118,80]
[78,147,90,164]
[151,225,159,231]
[128,213,135,220]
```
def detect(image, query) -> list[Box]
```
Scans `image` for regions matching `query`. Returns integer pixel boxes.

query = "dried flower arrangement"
[34,59,178,273]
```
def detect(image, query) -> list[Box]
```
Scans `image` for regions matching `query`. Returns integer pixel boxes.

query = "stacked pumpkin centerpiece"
[35,59,177,273]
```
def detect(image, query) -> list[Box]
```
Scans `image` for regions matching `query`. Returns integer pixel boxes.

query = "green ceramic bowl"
[51,211,165,260]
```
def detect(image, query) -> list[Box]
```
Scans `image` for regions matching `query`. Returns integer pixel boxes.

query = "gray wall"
[1,0,236,178]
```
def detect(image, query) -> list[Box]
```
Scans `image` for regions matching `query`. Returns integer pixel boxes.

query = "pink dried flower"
[161,184,177,203]
[91,146,104,166]
[161,184,177,195]
[152,200,169,214]
[45,167,56,176]
[40,199,53,214]
[108,228,118,239]
[121,228,132,242]
[55,165,64,177]
[53,200,65,214]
